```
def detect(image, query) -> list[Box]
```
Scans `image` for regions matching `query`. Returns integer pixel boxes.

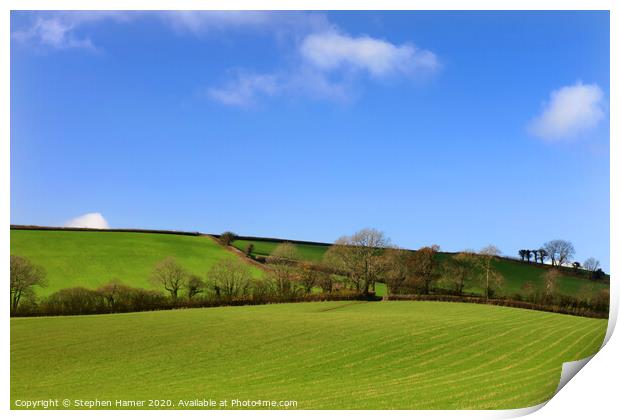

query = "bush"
[15,281,384,317]
[251,278,276,303]
[387,293,608,319]
[219,231,237,246]
[245,243,254,257]
[41,287,106,315]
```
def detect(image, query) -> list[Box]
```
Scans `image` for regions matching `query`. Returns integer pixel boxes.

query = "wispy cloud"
[12,11,439,106]
[163,11,329,37]
[64,212,110,229]
[12,11,329,51]
[208,29,440,106]
[12,11,133,51]
[528,82,605,141]
[12,17,96,50]
[208,71,281,107]
[300,30,439,78]
[207,67,354,107]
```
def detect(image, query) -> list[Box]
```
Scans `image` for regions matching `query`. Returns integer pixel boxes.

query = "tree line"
[10,228,609,317]
[518,239,606,280]
[9,252,374,316]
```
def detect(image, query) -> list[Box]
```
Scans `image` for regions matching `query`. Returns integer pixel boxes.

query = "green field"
[233,238,607,297]
[10,230,260,296]
[232,239,328,262]
[11,301,606,409]
[482,257,606,296]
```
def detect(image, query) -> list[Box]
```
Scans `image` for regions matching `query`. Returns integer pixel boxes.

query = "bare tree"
[412,245,441,294]
[10,255,47,315]
[382,247,414,295]
[324,228,390,294]
[298,262,320,294]
[186,274,206,299]
[532,249,539,263]
[441,251,476,296]
[97,279,129,311]
[267,242,300,297]
[583,257,600,273]
[219,231,237,246]
[150,257,187,299]
[543,240,575,267]
[479,245,504,299]
[538,248,548,264]
[208,258,251,300]
[518,249,527,261]
[317,272,335,294]
[324,243,362,291]
[542,269,560,303]
[315,258,336,293]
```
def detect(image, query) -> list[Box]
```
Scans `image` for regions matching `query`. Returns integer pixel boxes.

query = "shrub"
[41,287,105,315]
[208,258,251,301]
[219,231,237,246]
[186,275,206,299]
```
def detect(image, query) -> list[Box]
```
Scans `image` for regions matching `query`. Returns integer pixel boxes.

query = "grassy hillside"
[233,238,607,297]
[10,230,260,296]
[232,239,328,262]
[11,301,606,409]
[485,257,605,296]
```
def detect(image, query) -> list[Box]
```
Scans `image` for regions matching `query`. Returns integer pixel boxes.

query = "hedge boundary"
[386,294,608,319]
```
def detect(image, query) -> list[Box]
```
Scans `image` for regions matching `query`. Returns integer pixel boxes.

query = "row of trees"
[317,229,505,299]
[147,234,506,305]
[10,228,609,316]
[518,240,575,266]
[518,239,604,279]
[9,252,369,316]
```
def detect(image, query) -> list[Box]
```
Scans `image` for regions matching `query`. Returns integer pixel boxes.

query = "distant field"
[10,230,260,296]
[232,239,328,262]
[233,238,607,297]
[485,257,606,296]
[11,301,606,409]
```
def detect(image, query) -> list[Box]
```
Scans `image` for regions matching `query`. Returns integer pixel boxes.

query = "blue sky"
[10,11,610,269]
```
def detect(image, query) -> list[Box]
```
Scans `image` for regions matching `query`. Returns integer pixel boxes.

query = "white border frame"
[1,2,616,419]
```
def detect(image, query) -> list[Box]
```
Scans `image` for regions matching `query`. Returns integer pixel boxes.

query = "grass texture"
[11,301,606,409]
[10,230,258,296]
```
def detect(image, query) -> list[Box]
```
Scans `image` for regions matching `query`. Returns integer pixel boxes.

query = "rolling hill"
[10,228,607,299]
[10,229,261,296]
[232,237,607,297]
[11,229,609,296]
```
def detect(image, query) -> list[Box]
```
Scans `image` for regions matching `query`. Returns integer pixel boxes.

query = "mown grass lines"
[11,301,606,409]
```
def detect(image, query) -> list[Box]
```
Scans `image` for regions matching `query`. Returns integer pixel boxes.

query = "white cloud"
[12,11,438,106]
[64,213,109,229]
[208,72,280,107]
[12,11,328,51]
[12,17,95,50]
[207,67,353,106]
[528,82,605,141]
[300,30,439,77]
[163,11,329,37]
[12,11,134,50]
[209,30,439,107]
